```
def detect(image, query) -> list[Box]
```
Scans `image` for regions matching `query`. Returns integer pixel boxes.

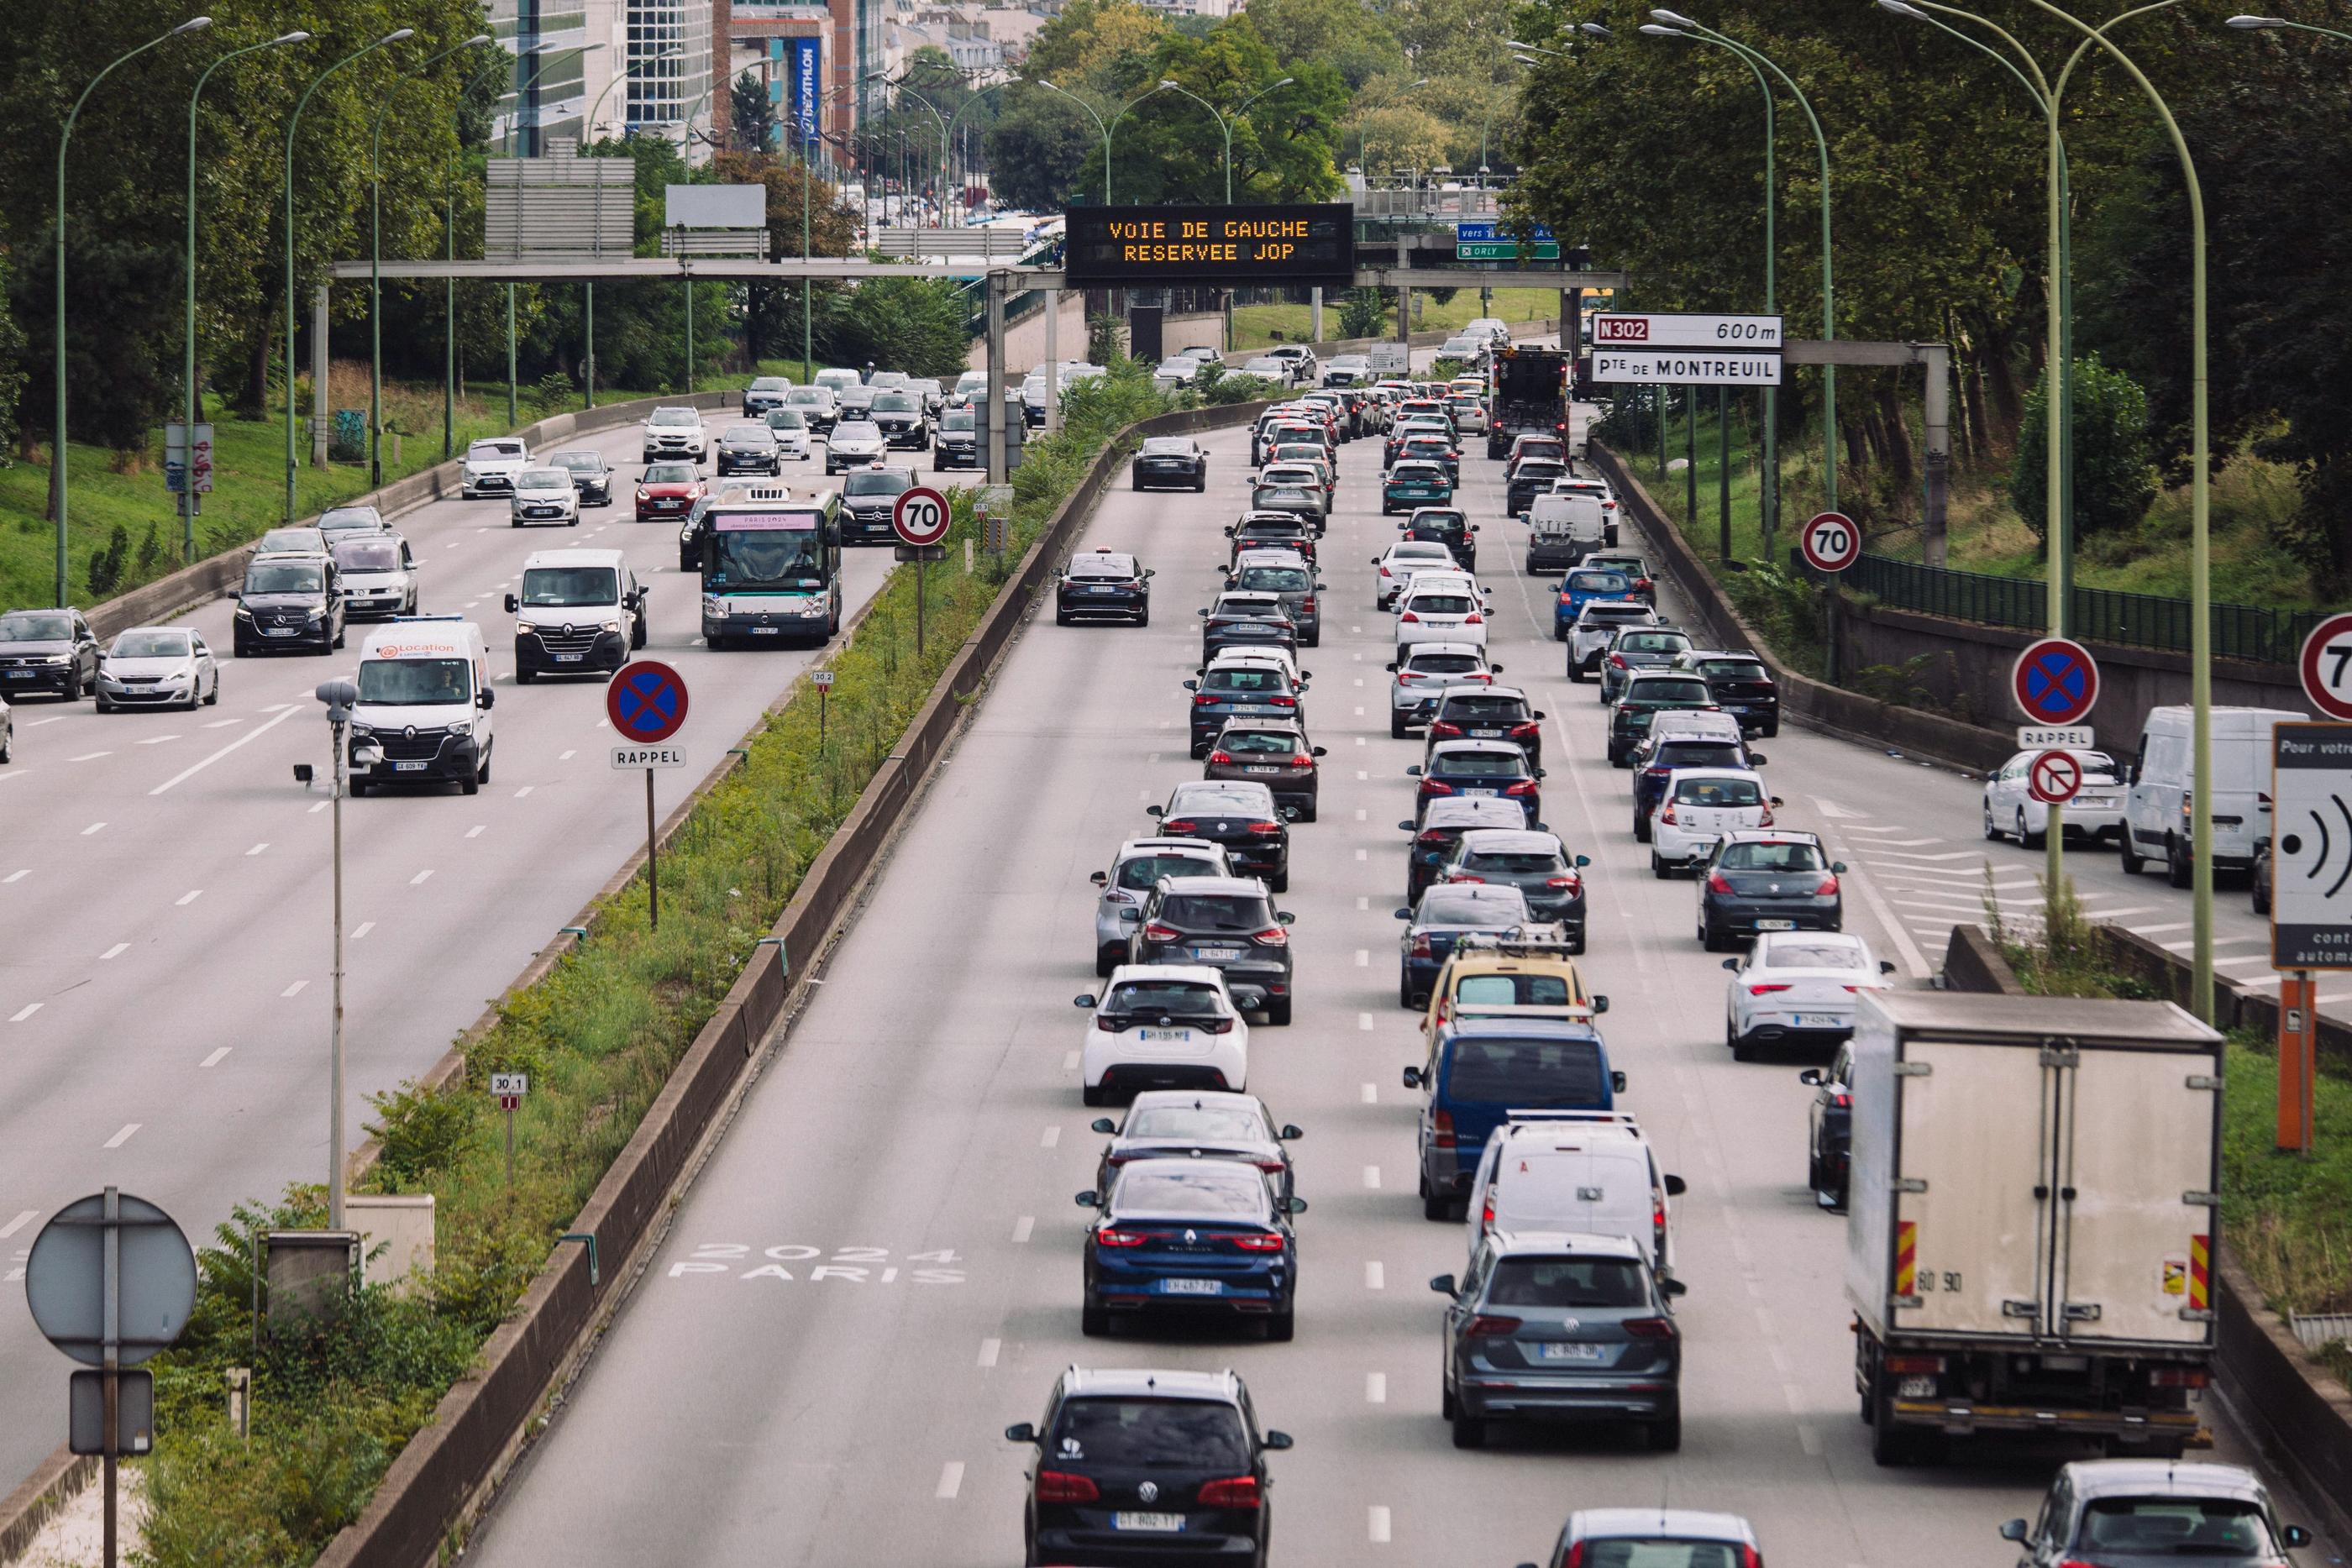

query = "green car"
[1606,671,1721,767]
[1383,459,1453,514]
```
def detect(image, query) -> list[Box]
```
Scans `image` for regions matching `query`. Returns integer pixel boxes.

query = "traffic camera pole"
[646,768,659,931]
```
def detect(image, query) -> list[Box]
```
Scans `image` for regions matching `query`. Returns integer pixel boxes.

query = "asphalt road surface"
[464,413,2339,1566]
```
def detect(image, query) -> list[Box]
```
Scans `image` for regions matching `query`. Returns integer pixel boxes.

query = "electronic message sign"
[1062,203,1355,286]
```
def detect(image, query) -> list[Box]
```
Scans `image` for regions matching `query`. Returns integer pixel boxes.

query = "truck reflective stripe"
[2188,1235,2209,1311]
[1896,1220,1918,1298]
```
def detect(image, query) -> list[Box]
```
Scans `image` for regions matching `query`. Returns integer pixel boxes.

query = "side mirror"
[1536,768,1547,779]
[1400,1066,1424,1088]
[1593,995,1609,1015]
[1429,1273,1458,1298]
[1533,711,1546,720]
[1610,1070,1628,1093]
[1118,909,1141,922]
[1490,663,1503,674]
[1722,958,1740,972]
[1798,1068,1824,1087]
[1751,753,1772,767]
[1090,1117,1117,1134]
[1301,671,1313,680]
[1278,1123,1303,1141]
[1074,994,1097,1009]
[1768,796,1784,809]
[1831,861,1848,874]
[477,690,496,710]
[1074,1190,1100,1208]
[2283,1527,2313,1549]
[1394,908,1412,920]
[1277,911,1295,925]
[1005,1422,1039,1445]
[503,594,519,613]
[1574,855,1592,868]
[1664,1174,1688,1197]
[1182,679,1198,691]
[1405,765,1423,777]
[1089,870,1108,886]
[1881,960,1898,975]
[1998,1521,2029,1544]
[1196,607,1209,617]
[1659,1277,1690,1298]
[1146,805,1165,818]
[1312,747,1328,758]
[1260,1430,1294,1451]
[1285,1196,1308,1214]
[1384,661,1399,672]
[1399,821,1415,831]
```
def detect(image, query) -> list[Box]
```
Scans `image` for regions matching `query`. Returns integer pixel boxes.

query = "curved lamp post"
[942,81,1011,226]
[1107,81,1179,202]
[1038,80,1112,203]
[2228,12,2352,44]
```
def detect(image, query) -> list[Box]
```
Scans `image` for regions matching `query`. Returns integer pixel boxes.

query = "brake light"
[1202,1015,1236,1034]
[1252,1157,1286,1172]
[1833,1091,1851,1108]
[1159,821,1196,836]
[1430,720,1464,738]
[1622,1317,1675,1340]
[1208,750,1233,765]
[1635,577,1653,590]
[1421,779,1456,796]
[1409,934,1432,957]
[1707,872,1733,894]
[1816,875,1840,896]
[1379,564,1392,577]
[1546,875,1579,891]
[1431,1109,1456,1148]
[1446,873,1484,884]
[1197,1476,1263,1508]
[1741,1549,1763,1568]
[1509,721,1540,738]
[1504,780,1538,796]
[1464,612,1483,625]
[1747,983,1792,995]
[1193,694,1218,706]
[1268,695,1297,707]
[1608,654,1628,669]
[1400,611,1420,623]
[1759,804,1775,826]
[1883,1354,1946,1373]
[1480,1186,1496,1230]
[1463,1314,1522,1336]
[1231,1232,1286,1252]
[1654,1197,1668,1256]
[1300,597,1316,613]
[1289,753,1314,768]
[1094,1229,1149,1248]
[1037,1470,1100,1502]
[1142,921,1183,941]
[1247,821,1283,835]
[1250,926,1288,946]
[1660,803,1679,825]
[1842,984,1865,994]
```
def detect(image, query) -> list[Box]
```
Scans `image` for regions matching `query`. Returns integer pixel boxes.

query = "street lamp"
[1107,80,1179,203]
[184,27,307,564]
[942,81,1011,227]
[1155,81,1230,201]
[2226,13,2352,44]
[311,678,378,1233]
[285,28,412,524]
[1037,80,1112,204]
[503,41,607,422]
[54,14,211,606]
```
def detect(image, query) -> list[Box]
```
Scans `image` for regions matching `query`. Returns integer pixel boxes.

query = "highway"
[0,412,889,1489]
[464,412,2334,1565]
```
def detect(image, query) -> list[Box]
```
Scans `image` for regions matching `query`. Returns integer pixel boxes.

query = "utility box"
[348,1193,436,1297]
[265,1230,360,1334]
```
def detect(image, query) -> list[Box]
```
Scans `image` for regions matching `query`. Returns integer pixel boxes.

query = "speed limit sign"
[892,485,953,548]
[2297,613,2352,721]
[1800,511,1861,574]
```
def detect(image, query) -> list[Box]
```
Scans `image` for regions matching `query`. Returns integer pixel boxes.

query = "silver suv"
[1088,837,1232,975]
[638,406,707,464]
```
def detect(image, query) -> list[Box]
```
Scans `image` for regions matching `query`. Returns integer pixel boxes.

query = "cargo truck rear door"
[2054,1046,2218,1345]
[1894,1039,2048,1336]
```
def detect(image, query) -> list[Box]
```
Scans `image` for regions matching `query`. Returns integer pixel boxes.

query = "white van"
[2121,704,2305,884]
[1526,492,1608,571]
[503,548,646,681]
[813,367,864,397]
[348,616,496,796]
[1466,1110,1686,1277]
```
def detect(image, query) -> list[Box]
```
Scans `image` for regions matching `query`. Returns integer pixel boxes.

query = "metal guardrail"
[2289,1311,2352,1352]
[1846,553,2327,666]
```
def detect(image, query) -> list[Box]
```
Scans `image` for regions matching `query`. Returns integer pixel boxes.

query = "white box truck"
[1845,991,2223,1466]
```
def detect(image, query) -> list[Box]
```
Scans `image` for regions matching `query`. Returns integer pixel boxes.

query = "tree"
[2011,356,2158,543]
[818,277,973,380]
[1336,287,1389,339]
[731,69,777,154]
[0,247,23,462]
[1243,0,1402,89]
[984,88,1098,209]
[1074,18,1347,204]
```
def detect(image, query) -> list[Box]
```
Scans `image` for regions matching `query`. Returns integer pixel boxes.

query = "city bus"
[698,489,844,648]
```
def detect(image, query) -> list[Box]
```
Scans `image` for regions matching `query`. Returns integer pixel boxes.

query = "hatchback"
[1394,433,1460,482]
[713,422,781,475]
[1579,552,1657,605]
[755,408,811,461]
[1397,884,1546,1006]
[509,467,581,527]
[1090,840,1232,975]
[636,461,706,527]
[332,532,421,619]
[1133,435,1209,490]
[1399,507,1476,570]
[1124,874,1296,1023]
[2000,1460,2313,1567]
[1058,548,1153,627]
[1184,659,1306,758]
[1383,459,1453,513]
[1199,593,1298,663]
[1506,459,1567,516]
[1404,797,1536,902]
[1203,721,1325,822]
[1676,648,1781,737]
[1632,731,1758,841]
[1410,740,1542,828]
[1089,1092,1302,1207]
[1394,583,1488,653]
[1568,601,1659,679]
[1600,627,1699,705]
[95,626,218,711]
[1076,965,1251,1104]
[1436,829,1588,940]
[1388,643,1497,736]
[1425,686,1544,769]
[1227,513,1316,564]
[1653,769,1780,875]
[316,504,387,537]
[1556,568,1637,640]
[1076,1158,1304,1338]
[741,375,792,416]
[1607,673,1720,767]
[1698,831,1845,950]
[1724,932,1893,1060]
[1984,746,2126,846]
[824,419,887,473]
[1147,784,1291,892]
[546,448,615,505]
[1522,1508,1764,1568]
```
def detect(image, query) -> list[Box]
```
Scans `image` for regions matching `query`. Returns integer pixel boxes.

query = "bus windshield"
[705,514,831,591]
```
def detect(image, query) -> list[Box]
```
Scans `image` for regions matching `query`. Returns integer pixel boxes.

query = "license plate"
[263,628,296,637]
[1793,1014,1846,1027]
[554,653,583,663]
[1472,727,1502,737]
[1195,947,1242,961]
[1462,788,1497,798]
[394,760,428,773]
[1142,1028,1192,1042]
[1244,765,1284,775]
[1533,1342,1608,1363]
[1756,918,1797,931]
[1115,1513,1186,1533]
[1161,1278,1222,1296]
[751,627,780,636]
[4,670,30,679]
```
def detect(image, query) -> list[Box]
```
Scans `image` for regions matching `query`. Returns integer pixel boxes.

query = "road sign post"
[491,1072,528,1188]
[813,668,834,753]
[2012,637,2103,898]
[1798,511,1861,685]
[607,661,690,931]
[2296,614,2352,721]
[894,485,951,656]
[2027,749,2084,806]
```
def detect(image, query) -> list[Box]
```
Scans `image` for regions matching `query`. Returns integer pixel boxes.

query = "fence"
[1845,553,2326,666]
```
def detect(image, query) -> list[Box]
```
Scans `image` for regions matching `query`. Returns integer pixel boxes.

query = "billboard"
[793,38,821,149]
[1063,203,1355,286]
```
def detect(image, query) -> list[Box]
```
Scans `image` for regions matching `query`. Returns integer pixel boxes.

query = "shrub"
[87,523,129,597]
[1336,287,1389,340]
[2012,354,2160,542]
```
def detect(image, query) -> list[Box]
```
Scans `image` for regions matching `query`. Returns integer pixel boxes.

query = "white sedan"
[1373,540,1457,609]
[1389,641,1496,735]
[1394,583,1488,653]
[1982,747,2127,846]
[1722,932,1894,1062]
[1075,966,1250,1105]
[0,694,12,763]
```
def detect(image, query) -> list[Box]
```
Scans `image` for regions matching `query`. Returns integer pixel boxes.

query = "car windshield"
[318,508,379,529]
[1049,1400,1252,1471]
[1487,1257,1649,1308]
[1219,730,1300,757]
[469,440,523,458]
[644,464,698,485]
[872,394,917,412]
[650,410,698,427]
[2076,1497,2276,1555]
[1620,633,1693,653]
[843,471,911,496]
[1465,850,1564,875]
[244,563,322,595]
[1446,1036,1603,1103]
[553,453,603,472]
[1116,854,1213,892]
[765,411,806,430]
[2,613,74,641]
[1160,894,1274,931]
[1576,1546,1746,1568]
[722,426,770,442]
[1103,980,1225,1017]
[1719,841,1827,872]
[1410,653,1483,674]
[709,528,827,589]
[752,377,790,391]
[1698,658,1766,679]
[520,566,618,607]
[1215,600,1284,620]
[1418,889,1529,926]
[1392,546,1452,564]
[1236,567,1310,594]
[1455,973,1577,1007]
[1569,573,1632,595]
[518,469,570,489]
[1413,511,1467,530]
[835,422,881,442]
[110,630,190,658]
[1205,669,1284,694]
[1125,1106,1267,1141]
[1431,750,1528,779]
[1440,695,1525,721]
[1629,679,1714,705]
[1768,941,1866,970]
[786,389,827,405]
[1406,593,1473,616]
[1142,438,1194,454]
[1110,1165,1268,1216]
[1392,466,1443,482]
[942,411,974,431]
[333,541,402,572]
[1674,776,1763,807]
[356,656,470,705]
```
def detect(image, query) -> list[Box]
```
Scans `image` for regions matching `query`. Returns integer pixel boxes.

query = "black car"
[1126,873,1297,1021]
[741,375,793,417]
[1697,831,1845,950]
[1599,626,1699,704]
[0,607,100,699]
[1058,548,1152,627]
[1409,740,1542,828]
[1400,506,1476,570]
[1397,884,1541,1006]
[1431,827,1588,941]
[1149,781,1291,892]
[231,556,344,656]
[1506,458,1568,517]
[1425,686,1544,769]
[838,467,915,543]
[1680,649,1782,737]
[1606,673,1721,767]
[545,448,614,506]
[1404,797,1534,903]
[1204,720,1323,822]
[1074,1159,1305,1340]
[1632,733,1760,840]
[1133,435,1210,491]
[1800,1043,1854,1209]
[869,391,931,449]
[1005,1369,1293,1566]
[1090,1092,1303,1207]
[1184,661,1305,758]
[932,408,979,469]
[713,422,782,476]
[1199,594,1297,662]
[1226,513,1316,565]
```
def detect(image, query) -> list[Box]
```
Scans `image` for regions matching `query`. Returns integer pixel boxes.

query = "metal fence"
[1847,553,2326,665]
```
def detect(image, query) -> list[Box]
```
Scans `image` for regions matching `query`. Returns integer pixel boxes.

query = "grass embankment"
[1229,286,1561,352]
[129,362,1179,1565]
[1989,876,2352,1386]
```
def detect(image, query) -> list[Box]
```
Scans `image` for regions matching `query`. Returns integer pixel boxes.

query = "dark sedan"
[1185,661,1305,758]
[546,449,614,506]
[1204,720,1324,821]
[1133,434,1210,491]
[1149,781,1291,891]
[1599,627,1699,704]
[869,391,931,449]
[1433,828,1588,948]
[1404,797,1534,903]
[1397,884,1541,1008]
[1226,513,1316,565]
[1089,1091,1302,1206]
[1698,831,1845,950]
[1425,686,1544,769]
[1506,458,1568,517]
[1400,506,1476,570]
[1409,740,1543,827]
[1075,1158,1305,1339]
[0,608,99,699]
[1800,1044,1853,1209]
[1679,648,1782,737]
[1605,673,1721,767]
[1126,874,1297,1021]
[1199,594,1298,662]
[1393,433,1460,483]
[1226,555,1320,646]
[230,557,344,656]
[1057,548,1152,627]
[712,422,782,475]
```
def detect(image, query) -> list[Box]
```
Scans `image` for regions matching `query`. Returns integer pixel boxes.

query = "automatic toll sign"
[1799,511,1861,574]
[2028,749,2084,806]
[2011,637,2099,727]
[607,660,690,745]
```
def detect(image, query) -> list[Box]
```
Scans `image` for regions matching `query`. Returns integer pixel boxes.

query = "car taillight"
[2150,1367,2210,1388]
[1816,875,1840,896]
[1464,612,1483,624]
[1202,1015,1236,1034]
[1504,780,1538,796]
[1095,1015,1123,1031]
[1635,577,1653,590]
[1421,779,1456,796]
[1430,720,1464,738]
[1197,1476,1263,1508]
[1247,821,1283,835]
[1410,934,1432,957]
[1748,983,1792,995]
[1463,1314,1522,1336]
[1252,1157,1286,1172]
[1759,805,1775,826]
[1400,611,1420,623]
[1231,1232,1286,1251]
[1207,750,1233,765]
[1268,695,1297,707]
[1037,1470,1100,1502]
[1289,753,1314,769]
[1509,721,1540,738]
[1843,984,1865,993]
[1621,1317,1675,1340]
[1431,1109,1456,1148]
[1095,1229,1149,1248]
[1832,1091,1852,1108]
[1546,874,1579,891]
[1446,873,1484,884]
[1142,922,1182,941]
[1563,1549,1587,1568]
[1740,1549,1763,1568]
[1379,565,1392,577]
[1194,694,1218,706]
[1660,803,1679,825]
[1654,1197,1668,1255]
[1884,1354,1946,1373]
[1250,926,1288,947]
[1300,597,1316,613]
[1608,654,1628,669]
[1707,871,1734,894]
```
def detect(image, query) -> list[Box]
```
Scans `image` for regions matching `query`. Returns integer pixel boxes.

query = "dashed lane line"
[102,1123,140,1149]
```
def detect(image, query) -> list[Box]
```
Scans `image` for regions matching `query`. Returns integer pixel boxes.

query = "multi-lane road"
[461,412,2339,1564]
[0,412,889,1488]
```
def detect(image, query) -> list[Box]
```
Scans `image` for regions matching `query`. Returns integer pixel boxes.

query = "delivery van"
[2119,704,2304,884]
[1465,1110,1685,1277]
[347,616,496,796]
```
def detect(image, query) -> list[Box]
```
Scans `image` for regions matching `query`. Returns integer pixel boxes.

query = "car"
[638,406,707,465]
[1090,838,1234,975]
[1606,670,1720,767]
[1567,600,1660,680]
[1152,355,1202,390]
[1599,625,1699,704]
[824,419,886,474]
[1632,726,1761,843]
[93,626,218,711]
[1089,1092,1303,1206]
[1075,1156,1303,1336]
[1075,965,1252,1104]
[1504,433,1568,473]
[1999,1460,2313,1567]
[253,526,330,560]
[1004,1369,1294,1566]
[948,369,988,408]
[1264,343,1317,381]
[1267,448,1334,503]
[1404,796,1533,903]
[1410,739,1542,828]
[1444,395,1488,435]
[1227,513,1316,565]
[635,461,706,527]
[836,383,879,422]
[1131,434,1208,491]
[741,375,793,417]
[330,531,420,619]
[1148,784,1292,891]
[459,436,533,499]
[759,407,814,461]
[230,555,344,656]
[868,369,909,391]
[508,466,582,527]
[1382,459,1453,514]
[782,384,837,433]
[1425,685,1545,769]
[1799,1041,1856,1209]
[1399,506,1476,571]
[838,466,915,543]
[1394,580,1488,653]
[1504,457,1568,517]
[1434,828,1588,938]
[1404,1017,1625,1216]
[1242,354,1296,385]
[1322,352,1371,386]
[1204,721,1325,822]
[1417,937,1599,1041]
[1184,653,1306,758]
[1252,467,1328,524]
[1398,883,1550,1006]
[903,376,945,414]
[1179,343,1225,369]
[713,422,783,475]
[1554,566,1637,641]
[1671,647,1780,736]
[1983,747,2127,846]
[1723,931,1894,1061]
[316,504,386,538]
[1225,552,1320,646]
[1389,642,1497,737]
[1373,540,1457,610]
[0,695,10,763]
[1433,1230,1685,1451]
[1439,333,1484,359]
[505,547,646,679]
[0,607,100,699]
[1580,551,1656,606]
[1123,873,1296,1022]
[1698,831,1846,950]
[1523,1509,1765,1568]
[814,365,864,397]
[931,407,979,469]
[868,391,931,449]
[1058,548,1153,626]
[2253,835,2274,915]
[544,449,615,506]
[1391,433,1460,483]
[1199,592,1298,663]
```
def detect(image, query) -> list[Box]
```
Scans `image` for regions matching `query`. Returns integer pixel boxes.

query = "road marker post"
[491,1073,528,1188]
[894,485,953,656]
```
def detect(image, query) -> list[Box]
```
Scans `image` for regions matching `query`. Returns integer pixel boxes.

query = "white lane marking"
[308,800,329,814]
[99,943,128,961]
[201,1046,233,1067]
[1357,1012,1373,1031]
[8,1004,40,1024]
[515,785,533,798]
[977,1338,1000,1368]
[103,1123,141,1149]
[2081,905,2154,918]
[1355,808,1366,821]
[70,752,112,763]
[934,1461,963,1501]
[1355,736,1365,746]
[134,734,181,746]
[1840,866,1930,979]
[1355,847,1368,861]
[257,703,292,713]
[80,821,105,836]
[0,1210,39,1240]
[559,749,577,761]
[202,718,241,729]
[150,702,302,794]
[1011,1215,1034,1244]
[1354,706,1364,716]
[1863,849,1984,863]
[1848,836,1948,847]
[1361,1083,1376,1104]
[2129,920,2193,935]
[2,871,26,884]
[465,825,486,839]
[1040,1125,1060,1149]
[1368,1506,1392,1544]
[281,980,308,998]
[2160,935,2267,952]
[1062,1050,1079,1071]
[25,716,65,727]
[410,869,434,886]
[246,842,269,856]
[1365,1261,1384,1289]
[1356,895,1368,910]
[2217,953,2281,969]
[1353,678,1363,687]
[1362,1164,1381,1189]
[352,921,375,940]
[1357,770,1368,781]
[176,889,202,906]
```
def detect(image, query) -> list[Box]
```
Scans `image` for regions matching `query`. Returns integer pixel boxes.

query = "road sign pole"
[102,1186,118,1568]
[2279,972,2315,1154]
[505,1097,517,1189]
[916,556,927,657]
[646,767,659,932]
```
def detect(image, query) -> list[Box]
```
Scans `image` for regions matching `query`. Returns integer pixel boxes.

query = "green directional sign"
[1457,239,1560,261]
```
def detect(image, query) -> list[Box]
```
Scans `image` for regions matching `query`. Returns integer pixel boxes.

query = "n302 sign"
[1590,313,1782,349]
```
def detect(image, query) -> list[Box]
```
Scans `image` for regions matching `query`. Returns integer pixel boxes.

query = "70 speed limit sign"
[892,485,953,548]
[2298,613,2352,721]
[1799,511,1861,574]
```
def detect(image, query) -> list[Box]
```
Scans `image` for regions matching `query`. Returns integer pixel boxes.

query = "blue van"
[1404,1018,1622,1220]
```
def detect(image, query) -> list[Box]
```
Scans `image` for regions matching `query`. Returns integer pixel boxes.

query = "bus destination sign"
[1063,203,1355,286]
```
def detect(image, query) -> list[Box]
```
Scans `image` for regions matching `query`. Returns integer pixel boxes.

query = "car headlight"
[350,724,374,738]
[702,595,723,614]
[600,620,622,635]
[45,653,71,665]
[234,606,254,619]
[516,621,538,637]
[636,489,650,501]
[305,607,327,621]
[447,719,472,737]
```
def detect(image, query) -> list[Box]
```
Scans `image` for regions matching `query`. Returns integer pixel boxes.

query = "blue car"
[1404,1018,1622,1220]
[1383,460,1454,514]
[1553,568,1637,641]
[1075,1155,1306,1340]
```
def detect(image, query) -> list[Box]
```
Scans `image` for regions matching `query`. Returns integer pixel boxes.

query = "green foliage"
[1088,313,1126,366]
[1243,0,1402,89]
[1723,561,1824,682]
[731,68,779,153]
[87,522,128,597]
[2011,356,2158,543]
[0,246,23,462]
[527,370,576,420]
[1336,287,1389,340]
[1192,364,1278,406]
[364,1080,477,1186]
[818,277,974,380]
[984,88,1100,210]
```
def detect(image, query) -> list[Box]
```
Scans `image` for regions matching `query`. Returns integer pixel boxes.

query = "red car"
[634,461,706,523]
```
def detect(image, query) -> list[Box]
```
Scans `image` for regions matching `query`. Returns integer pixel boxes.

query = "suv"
[1389,643,1495,737]
[231,554,344,656]
[459,437,531,499]
[2001,1460,2313,1568]
[869,391,931,449]
[1226,551,1320,646]
[1606,671,1720,767]
[1425,685,1544,768]
[1677,648,1782,737]
[1404,1017,1624,1217]
[838,466,914,543]
[1147,784,1291,892]
[1004,1368,1293,1568]
[638,406,707,465]
[1599,626,1698,704]
[1125,874,1296,1023]
[1185,657,1306,758]
[1567,600,1658,680]
[932,407,979,469]
[1204,720,1324,822]
[0,607,100,698]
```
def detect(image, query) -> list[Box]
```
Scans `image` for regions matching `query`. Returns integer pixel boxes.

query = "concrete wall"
[965,291,1088,375]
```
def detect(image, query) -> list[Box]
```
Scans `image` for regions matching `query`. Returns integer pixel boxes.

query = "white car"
[95,625,219,712]
[1568,600,1660,679]
[509,467,581,528]
[825,420,887,473]
[1982,747,2127,847]
[1076,965,1251,1105]
[1373,540,1457,609]
[1089,839,1234,976]
[1721,931,1895,1062]
[1651,768,1779,876]
[1395,581,1488,652]
[459,437,531,500]
[1389,642,1497,736]
[1265,343,1317,380]
[638,406,707,465]
[1179,344,1224,369]
[763,408,814,461]
[1242,355,1296,385]
[0,693,11,763]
